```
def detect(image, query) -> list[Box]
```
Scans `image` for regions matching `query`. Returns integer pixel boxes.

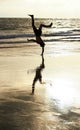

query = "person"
[28,15,53,55]
[32,55,45,94]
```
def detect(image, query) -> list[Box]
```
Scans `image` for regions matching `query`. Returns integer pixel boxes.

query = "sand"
[0,45,80,130]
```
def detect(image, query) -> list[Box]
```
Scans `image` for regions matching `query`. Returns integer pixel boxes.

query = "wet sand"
[0,45,80,130]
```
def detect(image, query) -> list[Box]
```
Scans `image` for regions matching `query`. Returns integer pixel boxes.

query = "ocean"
[0,18,80,55]
[0,18,80,130]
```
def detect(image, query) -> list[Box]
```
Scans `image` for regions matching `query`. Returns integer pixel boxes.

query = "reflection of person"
[28,15,53,55]
[32,55,45,94]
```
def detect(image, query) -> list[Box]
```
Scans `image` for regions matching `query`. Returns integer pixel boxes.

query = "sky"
[0,0,80,18]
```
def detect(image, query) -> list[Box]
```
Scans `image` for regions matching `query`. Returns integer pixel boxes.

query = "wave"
[0,38,80,46]
[72,29,80,32]
[0,40,28,44]
[0,28,79,39]
[0,33,34,39]
[43,30,80,37]
[0,28,80,43]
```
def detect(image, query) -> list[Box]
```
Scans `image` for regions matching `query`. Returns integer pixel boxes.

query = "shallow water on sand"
[0,45,80,130]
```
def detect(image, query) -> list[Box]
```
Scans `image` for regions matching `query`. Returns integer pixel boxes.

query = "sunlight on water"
[46,77,76,112]
[46,41,80,57]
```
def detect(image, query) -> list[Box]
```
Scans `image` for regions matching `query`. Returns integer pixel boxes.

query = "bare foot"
[28,14,33,17]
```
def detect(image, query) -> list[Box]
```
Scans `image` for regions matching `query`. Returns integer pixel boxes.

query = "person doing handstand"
[28,15,53,55]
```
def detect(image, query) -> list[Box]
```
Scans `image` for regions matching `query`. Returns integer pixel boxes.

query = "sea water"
[0,18,80,53]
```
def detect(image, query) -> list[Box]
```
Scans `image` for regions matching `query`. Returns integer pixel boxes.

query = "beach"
[0,44,80,130]
[0,18,80,129]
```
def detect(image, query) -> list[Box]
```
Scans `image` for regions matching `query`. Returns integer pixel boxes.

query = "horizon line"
[0,16,80,19]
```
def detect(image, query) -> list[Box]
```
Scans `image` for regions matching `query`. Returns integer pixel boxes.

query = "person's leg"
[28,15,34,26]
[29,15,36,32]
[39,23,53,30]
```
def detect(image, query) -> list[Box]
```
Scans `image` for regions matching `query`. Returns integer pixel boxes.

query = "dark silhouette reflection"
[32,54,45,94]
[28,15,53,55]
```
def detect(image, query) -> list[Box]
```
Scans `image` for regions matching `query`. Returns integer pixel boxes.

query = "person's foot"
[28,14,33,17]
[50,22,53,27]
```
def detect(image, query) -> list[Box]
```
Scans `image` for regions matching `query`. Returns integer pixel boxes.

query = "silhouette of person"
[32,55,45,94]
[28,15,53,55]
